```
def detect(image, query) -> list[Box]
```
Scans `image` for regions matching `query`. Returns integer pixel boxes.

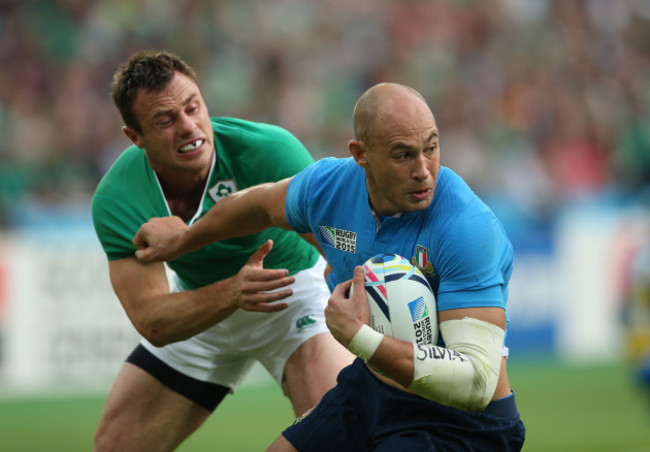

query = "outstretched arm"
[133,178,293,262]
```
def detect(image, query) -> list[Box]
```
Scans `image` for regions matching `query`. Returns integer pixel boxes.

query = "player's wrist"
[174,227,193,258]
[347,324,383,363]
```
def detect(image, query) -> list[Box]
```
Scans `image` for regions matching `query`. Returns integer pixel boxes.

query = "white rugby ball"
[353,253,438,346]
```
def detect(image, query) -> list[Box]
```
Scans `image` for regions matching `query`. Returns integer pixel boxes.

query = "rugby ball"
[353,253,438,346]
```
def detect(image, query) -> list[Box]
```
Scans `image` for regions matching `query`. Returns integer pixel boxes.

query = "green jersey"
[92,117,319,290]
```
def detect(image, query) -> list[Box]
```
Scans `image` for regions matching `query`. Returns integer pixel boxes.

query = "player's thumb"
[134,247,151,262]
[249,239,274,265]
[353,265,365,284]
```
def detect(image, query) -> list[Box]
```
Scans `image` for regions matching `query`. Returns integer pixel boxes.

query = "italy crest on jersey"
[412,244,435,278]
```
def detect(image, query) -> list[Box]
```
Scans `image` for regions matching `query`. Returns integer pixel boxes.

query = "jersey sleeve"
[435,202,513,311]
[92,193,137,261]
[285,159,324,234]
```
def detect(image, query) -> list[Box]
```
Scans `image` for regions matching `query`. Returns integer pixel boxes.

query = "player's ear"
[349,140,368,168]
[123,126,143,149]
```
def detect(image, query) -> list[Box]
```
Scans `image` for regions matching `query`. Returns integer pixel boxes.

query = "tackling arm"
[134,178,293,263]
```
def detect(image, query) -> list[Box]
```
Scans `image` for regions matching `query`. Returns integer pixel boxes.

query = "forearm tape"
[347,324,384,363]
[408,317,504,411]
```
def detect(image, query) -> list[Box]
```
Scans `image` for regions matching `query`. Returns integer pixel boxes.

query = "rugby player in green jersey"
[92,50,353,451]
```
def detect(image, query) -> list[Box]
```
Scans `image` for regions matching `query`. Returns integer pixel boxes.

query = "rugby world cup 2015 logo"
[408,296,433,345]
[318,226,357,253]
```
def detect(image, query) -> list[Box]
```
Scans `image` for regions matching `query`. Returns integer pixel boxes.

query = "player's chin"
[404,197,432,212]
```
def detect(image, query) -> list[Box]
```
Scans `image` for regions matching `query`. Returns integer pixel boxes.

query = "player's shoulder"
[92,144,163,221]
[437,167,473,198]
[211,116,298,142]
[296,157,360,187]
[211,116,310,167]
[435,167,492,215]
[94,145,148,196]
[429,167,507,244]
[288,157,361,213]
[311,156,358,174]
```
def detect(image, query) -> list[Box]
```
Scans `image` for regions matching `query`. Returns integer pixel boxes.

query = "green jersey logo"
[209,180,237,202]
[296,314,317,331]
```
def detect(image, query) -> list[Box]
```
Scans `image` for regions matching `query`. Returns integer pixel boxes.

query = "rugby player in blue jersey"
[135,82,526,451]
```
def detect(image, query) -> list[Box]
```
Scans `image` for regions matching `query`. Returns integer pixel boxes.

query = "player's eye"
[187,103,200,115]
[156,117,174,127]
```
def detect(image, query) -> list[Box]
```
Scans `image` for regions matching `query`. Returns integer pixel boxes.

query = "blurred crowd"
[0,0,648,229]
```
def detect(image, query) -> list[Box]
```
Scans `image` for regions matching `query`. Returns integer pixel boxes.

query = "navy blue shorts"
[126,344,229,412]
[283,358,525,451]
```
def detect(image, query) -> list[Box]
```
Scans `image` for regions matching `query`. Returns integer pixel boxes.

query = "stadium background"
[0,1,649,450]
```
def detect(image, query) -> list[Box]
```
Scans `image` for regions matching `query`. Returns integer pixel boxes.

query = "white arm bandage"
[408,317,505,411]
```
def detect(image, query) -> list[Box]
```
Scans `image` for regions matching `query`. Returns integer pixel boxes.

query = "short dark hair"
[111,50,199,133]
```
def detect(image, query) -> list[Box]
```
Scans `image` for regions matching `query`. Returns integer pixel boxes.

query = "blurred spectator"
[0,0,648,227]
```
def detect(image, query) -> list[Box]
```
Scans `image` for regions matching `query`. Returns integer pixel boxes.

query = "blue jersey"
[286,157,513,320]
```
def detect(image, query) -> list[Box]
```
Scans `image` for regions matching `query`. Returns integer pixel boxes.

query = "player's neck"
[160,174,208,222]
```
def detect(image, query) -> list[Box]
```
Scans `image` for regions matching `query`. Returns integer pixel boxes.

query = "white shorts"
[140,256,330,392]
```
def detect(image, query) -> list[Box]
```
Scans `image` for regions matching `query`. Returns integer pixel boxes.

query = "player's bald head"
[353,83,428,146]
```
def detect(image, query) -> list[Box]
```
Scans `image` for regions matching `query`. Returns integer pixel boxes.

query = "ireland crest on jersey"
[208,179,237,203]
